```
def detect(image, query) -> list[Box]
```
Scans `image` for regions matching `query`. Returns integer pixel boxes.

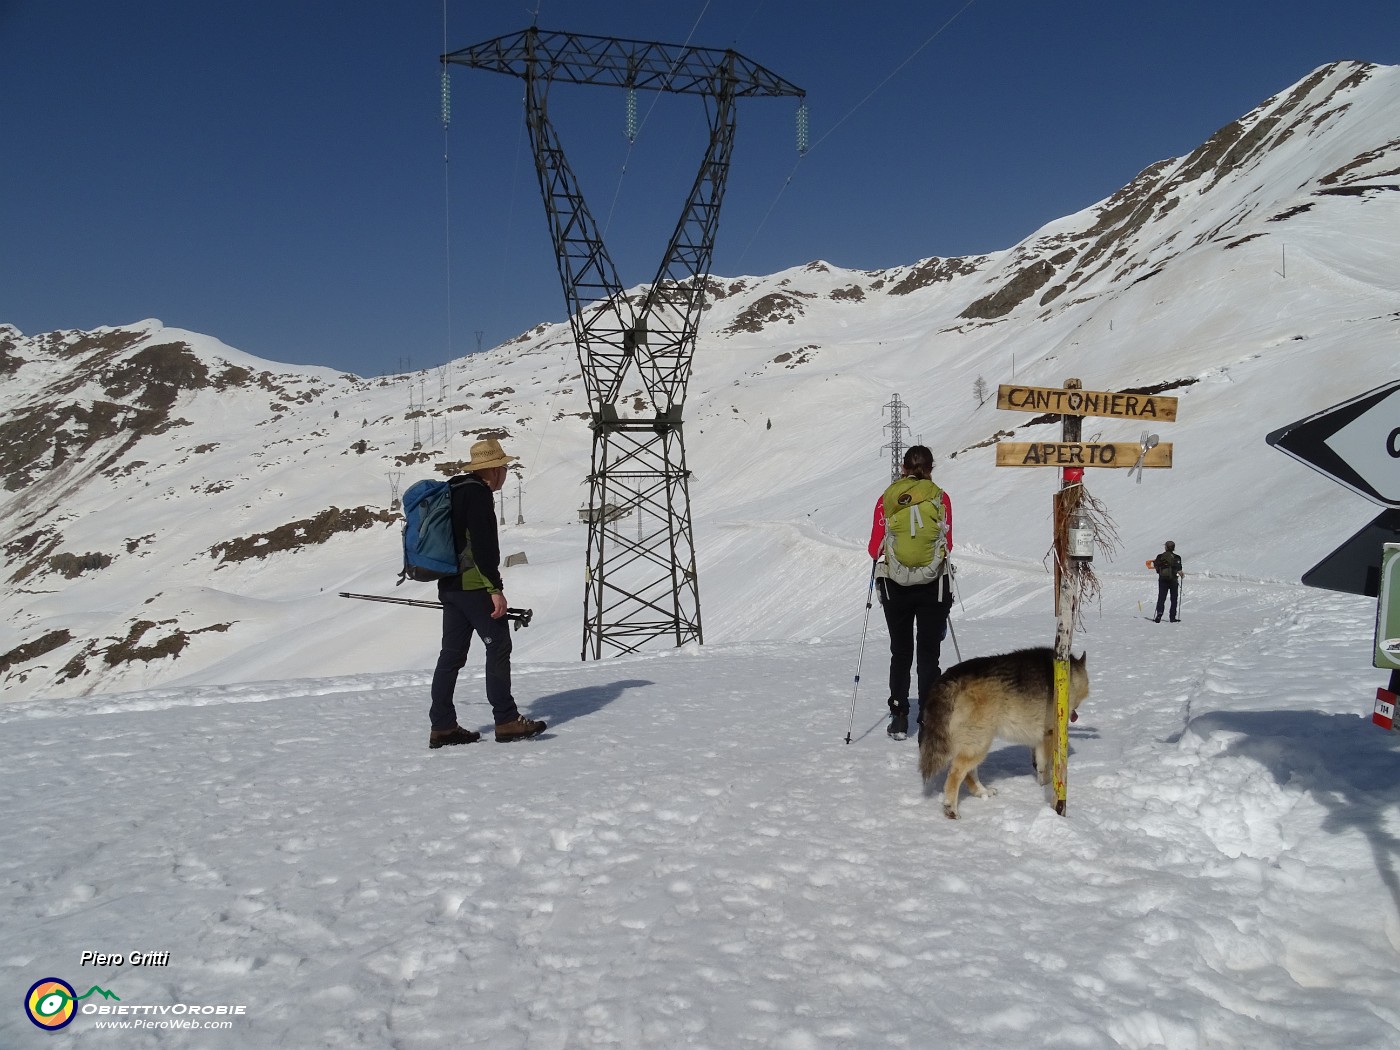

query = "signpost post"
[997,380,1180,815]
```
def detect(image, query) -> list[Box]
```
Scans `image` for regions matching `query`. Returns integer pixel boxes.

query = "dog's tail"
[918,680,954,783]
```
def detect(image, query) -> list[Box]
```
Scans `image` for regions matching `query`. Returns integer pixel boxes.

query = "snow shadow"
[528,678,654,728]
[920,722,1101,792]
[1188,709,1400,918]
[982,723,1100,781]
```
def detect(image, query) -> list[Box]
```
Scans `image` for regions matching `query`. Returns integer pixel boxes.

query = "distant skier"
[1153,540,1183,623]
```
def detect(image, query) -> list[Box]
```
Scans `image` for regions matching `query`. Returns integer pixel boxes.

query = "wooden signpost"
[997,379,1179,815]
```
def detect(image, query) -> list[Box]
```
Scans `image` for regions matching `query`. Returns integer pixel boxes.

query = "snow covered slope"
[2,61,1398,702]
[4,60,1400,1050]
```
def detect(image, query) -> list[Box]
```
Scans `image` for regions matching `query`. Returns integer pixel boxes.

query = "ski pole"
[947,615,962,664]
[845,560,880,744]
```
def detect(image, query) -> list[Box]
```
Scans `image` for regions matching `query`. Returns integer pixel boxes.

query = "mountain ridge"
[3,59,1397,702]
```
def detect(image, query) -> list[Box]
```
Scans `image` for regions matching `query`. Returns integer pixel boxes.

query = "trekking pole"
[340,591,440,609]
[944,567,962,662]
[844,560,880,744]
[339,592,533,629]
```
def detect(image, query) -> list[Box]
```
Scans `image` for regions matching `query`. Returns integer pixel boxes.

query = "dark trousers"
[881,576,952,715]
[1155,578,1179,621]
[429,589,517,728]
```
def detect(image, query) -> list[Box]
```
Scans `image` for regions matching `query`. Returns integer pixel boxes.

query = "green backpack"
[881,478,948,586]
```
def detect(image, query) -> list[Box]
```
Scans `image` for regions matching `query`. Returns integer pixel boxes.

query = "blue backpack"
[397,475,482,584]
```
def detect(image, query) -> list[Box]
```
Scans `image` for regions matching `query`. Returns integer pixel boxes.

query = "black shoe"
[887,700,909,740]
[495,715,547,742]
[1154,617,1161,623]
[1170,618,1180,623]
[429,725,481,749]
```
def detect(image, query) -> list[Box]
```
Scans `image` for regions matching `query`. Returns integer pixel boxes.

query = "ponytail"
[902,444,934,481]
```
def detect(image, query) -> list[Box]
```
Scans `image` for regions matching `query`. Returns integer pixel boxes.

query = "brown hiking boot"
[429,725,482,749]
[494,715,547,742]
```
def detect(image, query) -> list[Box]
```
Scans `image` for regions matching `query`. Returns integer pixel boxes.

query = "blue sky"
[4,0,1398,378]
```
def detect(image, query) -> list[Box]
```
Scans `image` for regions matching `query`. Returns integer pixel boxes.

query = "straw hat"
[460,437,519,472]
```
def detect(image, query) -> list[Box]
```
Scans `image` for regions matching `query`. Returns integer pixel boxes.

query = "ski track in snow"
[4,569,1400,1048]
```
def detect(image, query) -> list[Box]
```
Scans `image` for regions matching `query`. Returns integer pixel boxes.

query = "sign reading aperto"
[995,442,1173,468]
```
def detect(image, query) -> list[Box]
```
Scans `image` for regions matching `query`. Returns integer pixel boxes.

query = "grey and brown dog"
[918,647,1089,819]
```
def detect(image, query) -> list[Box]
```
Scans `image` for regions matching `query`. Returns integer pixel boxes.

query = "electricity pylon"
[882,394,911,481]
[444,28,804,659]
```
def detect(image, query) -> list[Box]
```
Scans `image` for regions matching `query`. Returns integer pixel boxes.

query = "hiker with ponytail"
[866,445,954,740]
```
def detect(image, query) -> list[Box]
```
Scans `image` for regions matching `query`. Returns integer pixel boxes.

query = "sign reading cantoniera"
[997,384,1179,422]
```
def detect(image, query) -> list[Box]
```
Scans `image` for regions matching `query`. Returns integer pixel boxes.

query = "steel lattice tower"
[882,394,911,481]
[443,28,803,659]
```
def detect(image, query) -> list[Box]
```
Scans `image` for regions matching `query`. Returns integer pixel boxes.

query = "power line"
[736,0,981,266]
[442,0,453,384]
[600,0,715,241]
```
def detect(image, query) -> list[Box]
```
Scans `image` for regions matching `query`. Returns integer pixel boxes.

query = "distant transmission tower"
[882,394,911,480]
[444,27,804,659]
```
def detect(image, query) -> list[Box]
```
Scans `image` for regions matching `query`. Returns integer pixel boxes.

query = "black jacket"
[439,474,503,593]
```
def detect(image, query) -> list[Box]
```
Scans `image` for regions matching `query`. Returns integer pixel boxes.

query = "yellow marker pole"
[1053,659,1070,814]
[1052,559,1077,816]
[1051,379,1082,817]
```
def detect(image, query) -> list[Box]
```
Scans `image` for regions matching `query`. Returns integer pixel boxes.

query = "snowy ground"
[4,559,1398,1049]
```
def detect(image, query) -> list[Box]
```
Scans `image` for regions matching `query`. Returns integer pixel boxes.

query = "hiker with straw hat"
[428,437,547,748]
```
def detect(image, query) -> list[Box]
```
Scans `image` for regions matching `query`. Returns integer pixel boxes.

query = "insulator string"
[600,0,713,240]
